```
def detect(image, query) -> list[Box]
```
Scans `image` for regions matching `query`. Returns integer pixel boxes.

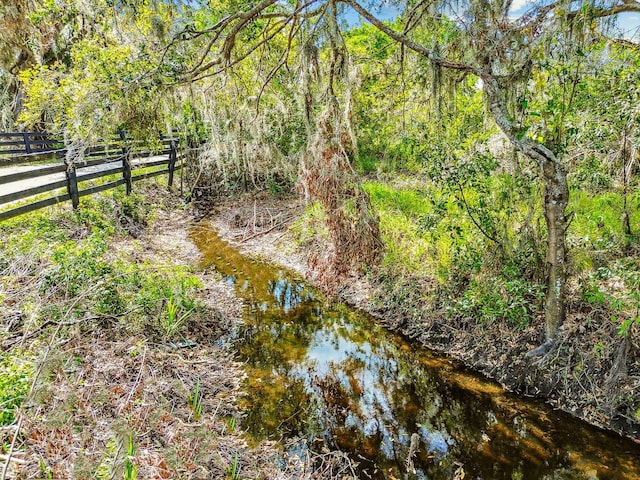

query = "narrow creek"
[190,224,640,480]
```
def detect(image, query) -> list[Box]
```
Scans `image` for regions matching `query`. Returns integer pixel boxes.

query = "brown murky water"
[190,224,640,480]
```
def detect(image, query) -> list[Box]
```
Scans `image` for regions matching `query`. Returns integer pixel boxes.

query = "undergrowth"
[0,188,198,421]
[306,173,639,434]
[351,177,638,335]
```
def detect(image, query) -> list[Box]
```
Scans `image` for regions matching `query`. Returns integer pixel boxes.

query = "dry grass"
[17,334,287,480]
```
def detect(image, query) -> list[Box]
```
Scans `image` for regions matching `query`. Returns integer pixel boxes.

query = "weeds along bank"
[288,172,640,440]
[0,184,301,479]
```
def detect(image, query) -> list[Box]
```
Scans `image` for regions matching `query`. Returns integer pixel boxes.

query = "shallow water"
[190,224,640,480]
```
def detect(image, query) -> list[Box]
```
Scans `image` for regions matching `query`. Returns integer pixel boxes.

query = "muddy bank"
[201,192,640,443]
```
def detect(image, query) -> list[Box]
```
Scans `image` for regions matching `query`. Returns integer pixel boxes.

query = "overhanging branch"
[339,0,475,72]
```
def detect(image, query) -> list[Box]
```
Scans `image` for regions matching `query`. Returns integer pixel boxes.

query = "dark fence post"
[119,131,132,195]
[168,139,177,189]
[23,133,32,154]
[66,163,80,209]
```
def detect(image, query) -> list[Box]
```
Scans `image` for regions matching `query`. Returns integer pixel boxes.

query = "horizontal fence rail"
[0,132,65,161]
[0,132,181,222]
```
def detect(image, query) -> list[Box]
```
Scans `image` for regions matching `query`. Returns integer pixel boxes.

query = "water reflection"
[190,225,640,480]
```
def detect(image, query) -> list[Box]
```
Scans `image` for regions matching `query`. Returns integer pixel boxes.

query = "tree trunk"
[482,74,569,347]
[541,159,569,341]
[622,130,634,245]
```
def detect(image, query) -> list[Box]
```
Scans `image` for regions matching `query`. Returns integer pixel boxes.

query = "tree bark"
[541,159,569,341]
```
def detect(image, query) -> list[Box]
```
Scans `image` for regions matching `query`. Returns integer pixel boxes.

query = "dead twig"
[0,454,26,465]
[239,220,289,242]
[117,347,147,415]
[3,309,140,349]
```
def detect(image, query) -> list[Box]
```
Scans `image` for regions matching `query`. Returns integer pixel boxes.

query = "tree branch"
[222,0,279,63]
[583,0,640,18]
[457,182,503,247]
[340,0,474,72]
[174,0,322,82]
[480,72,559,169]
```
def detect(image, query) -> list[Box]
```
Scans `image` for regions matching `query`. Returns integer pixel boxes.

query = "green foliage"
[227,416,236,432]
[364,177,533,280]
[162,294,195,338]
[179,101,209,147]
[452,272,543,328]
[568,190,639,251]
[266,174,287,196]
[1,187,202,355]
[0,355,33,426]
[579,259,640,337]
[571,154,612,191]
[2,0,639,436]
[94,437,117,479]
[134,268,202,335]
[19,30,166,141]
[290,202,329,247]
[226,451,240,480]
[113,191,153,228]
[125,435,138,480]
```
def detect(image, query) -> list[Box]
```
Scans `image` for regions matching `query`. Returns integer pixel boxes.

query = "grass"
[190,378,203,421]
[363,180,512,280]
[568,189,640,259]
[0,187,192,467]
[0,355,33,426]
[162,295,195,338]
[124,435,138,480]
[227,451,240,480]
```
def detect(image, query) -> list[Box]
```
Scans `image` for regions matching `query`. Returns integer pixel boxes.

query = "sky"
[508,0,640,40]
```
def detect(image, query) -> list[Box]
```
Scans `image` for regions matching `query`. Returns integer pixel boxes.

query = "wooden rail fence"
[0,132,181,222]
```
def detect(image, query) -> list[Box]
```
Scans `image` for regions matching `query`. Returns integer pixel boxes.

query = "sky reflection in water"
[190,225,640,480]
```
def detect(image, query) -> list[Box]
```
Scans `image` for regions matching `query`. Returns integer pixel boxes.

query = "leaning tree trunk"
[482,74,569,351]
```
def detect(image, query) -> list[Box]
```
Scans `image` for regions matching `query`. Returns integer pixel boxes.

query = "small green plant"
[39,459,54,479]
[125,436,138,480]
[267,175,285,196]
[162,295,194,338]
[94,438,117,480]
[594,342,605,358]
[618,316,640,338]
[228,416,236,432]
[451,274,541,328]
[226,452,240,480]
[190,378,203,420]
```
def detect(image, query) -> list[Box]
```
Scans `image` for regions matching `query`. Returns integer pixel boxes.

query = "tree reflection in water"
[190,224,640,480]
